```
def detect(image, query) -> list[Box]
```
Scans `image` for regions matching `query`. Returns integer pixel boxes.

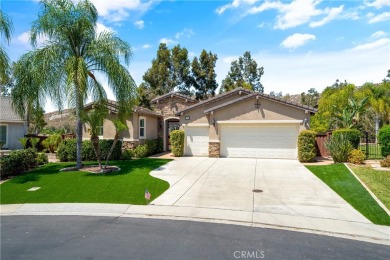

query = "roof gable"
[151,91,197,104]
[0,97,25,122]
[176,88,317,116]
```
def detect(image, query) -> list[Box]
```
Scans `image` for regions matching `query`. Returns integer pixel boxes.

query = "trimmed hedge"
[0,148,39,178]
[171,130,184,157]
[57,139,122,162]
[133,138,164,158]
[378,125,390,157]
[298,130,317,162]
[332,128,360,149]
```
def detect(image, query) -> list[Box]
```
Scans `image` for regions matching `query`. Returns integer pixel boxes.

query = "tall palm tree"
[0,10,13,82]
[12,0,136,169]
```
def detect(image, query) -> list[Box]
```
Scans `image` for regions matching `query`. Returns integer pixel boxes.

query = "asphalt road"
[1,216,389,260]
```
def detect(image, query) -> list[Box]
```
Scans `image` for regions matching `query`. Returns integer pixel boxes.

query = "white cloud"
[220,0,349,29]
[159,38,177,46]
[175,29,194,39]
[280,33,316,49]
[350,38,390,51]
[216,0,258,15]
[17,31,30,45]
[371,30,386,38]
[96,22,114,33]
[222,56,239,64]
[142,44,152,49]
[368,11,390,23]
[309,5,343,27]
[365,0,390,9]
[134,20,145,29]
[90,0,156,22]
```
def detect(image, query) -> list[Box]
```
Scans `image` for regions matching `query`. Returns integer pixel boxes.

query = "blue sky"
[2,0,390,111]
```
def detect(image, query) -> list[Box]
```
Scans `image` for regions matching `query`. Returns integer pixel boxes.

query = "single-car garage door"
[220,124,299,159]
[184,126,209,156]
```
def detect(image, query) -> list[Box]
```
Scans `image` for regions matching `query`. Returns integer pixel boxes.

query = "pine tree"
[191,50,218,100]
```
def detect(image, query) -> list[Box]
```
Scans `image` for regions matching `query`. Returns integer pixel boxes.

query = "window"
[139,117,146,139]
[0,125,7,148]
[97,125,103,137]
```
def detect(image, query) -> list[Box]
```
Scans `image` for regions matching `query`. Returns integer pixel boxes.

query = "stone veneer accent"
[209,141,220,158]
[122,140,139,150]
[154,96,196,117]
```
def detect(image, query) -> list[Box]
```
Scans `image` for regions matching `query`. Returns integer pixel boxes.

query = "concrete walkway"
[1,157,390,245]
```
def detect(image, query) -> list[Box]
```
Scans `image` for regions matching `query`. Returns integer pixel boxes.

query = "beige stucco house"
[82,88,316,159]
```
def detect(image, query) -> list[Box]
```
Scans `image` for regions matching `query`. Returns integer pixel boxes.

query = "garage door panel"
[220,125,298,159]
[185,127,209,156]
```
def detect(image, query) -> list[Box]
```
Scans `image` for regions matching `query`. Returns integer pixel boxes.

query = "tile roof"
[84,99,161,117]
[0,97,25,122]
[176,88,317,115]
[151,91,197,103]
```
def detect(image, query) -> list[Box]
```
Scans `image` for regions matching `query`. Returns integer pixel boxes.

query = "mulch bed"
[60,165,120,174]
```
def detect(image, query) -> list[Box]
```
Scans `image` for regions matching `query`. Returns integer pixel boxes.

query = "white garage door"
[220,124,298,159]
[185,126,209,156]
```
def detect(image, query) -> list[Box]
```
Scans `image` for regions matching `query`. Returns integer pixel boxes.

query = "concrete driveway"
[150,157,369,223]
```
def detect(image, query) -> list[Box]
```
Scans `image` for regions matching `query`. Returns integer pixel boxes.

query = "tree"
[0,10,13,83]
[269,91,282,98]
[171,45,191,95]
[29,105,47,135]
[104,119,127,169]
[301,88,319,107]
[12,0,136,169]
[140,44,192,103]
[142,43,172,97]
[83,107,108,170]
[332,96,368,129]
[221,51,264,93]
[191,50,218,100]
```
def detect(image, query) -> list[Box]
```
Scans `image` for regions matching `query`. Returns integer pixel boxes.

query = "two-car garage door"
[220,124,298,159]
[184,124,299,159]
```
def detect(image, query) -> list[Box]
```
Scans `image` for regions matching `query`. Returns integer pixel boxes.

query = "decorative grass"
[306,164,390,226]
[349,165,390,211]
[0,158,171,205]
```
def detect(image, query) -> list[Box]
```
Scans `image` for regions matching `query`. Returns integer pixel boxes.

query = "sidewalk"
[1,203,389,246]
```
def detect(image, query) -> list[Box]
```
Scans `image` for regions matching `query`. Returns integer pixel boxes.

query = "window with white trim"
[139,117,146,139]
[0,125,7,148]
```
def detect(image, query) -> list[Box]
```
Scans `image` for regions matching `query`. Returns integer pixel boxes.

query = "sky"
[2,0,390,112]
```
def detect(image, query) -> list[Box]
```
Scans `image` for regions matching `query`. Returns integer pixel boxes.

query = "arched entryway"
[164,117,180,151]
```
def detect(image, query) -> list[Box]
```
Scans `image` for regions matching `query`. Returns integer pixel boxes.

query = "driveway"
[150,157,369,223]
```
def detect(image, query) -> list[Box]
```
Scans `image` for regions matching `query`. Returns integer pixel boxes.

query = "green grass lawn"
[306,164,390,226]
[349,165,390,211]
[359,144,382,159]
[0,158,171,205]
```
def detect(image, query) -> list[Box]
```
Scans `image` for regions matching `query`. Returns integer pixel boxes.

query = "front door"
[167,121,180,151]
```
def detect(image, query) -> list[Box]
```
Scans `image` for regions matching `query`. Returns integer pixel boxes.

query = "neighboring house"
[82,88,316,159]
[0,97,27,150]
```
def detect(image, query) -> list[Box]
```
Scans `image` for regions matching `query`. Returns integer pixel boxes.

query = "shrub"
[325,133,353,163]
[348,149,365,165]
[122,149,134,160]
[57,139,122,162]
[0,148,38,178]
[30,137,40,148]
[19,137,29,149]
[380,155,390,167]
[298,130,317,162]
[134,144,149,158]
[171,130,184,157]
[42,133,62,153]
[332,129,360,149]
[145,139,158,155]
[378,125,390,157]
[36,152,48,165]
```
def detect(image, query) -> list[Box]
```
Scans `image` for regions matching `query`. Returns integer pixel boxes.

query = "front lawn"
[349,165,390,210]
[306,164,390,226]
[0,158,171,205]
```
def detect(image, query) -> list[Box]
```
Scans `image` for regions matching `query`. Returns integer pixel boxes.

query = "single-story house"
[82,88,316,159]
[0,97,27,150]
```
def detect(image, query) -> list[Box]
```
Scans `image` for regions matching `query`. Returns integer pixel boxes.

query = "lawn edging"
[344,163,390,217]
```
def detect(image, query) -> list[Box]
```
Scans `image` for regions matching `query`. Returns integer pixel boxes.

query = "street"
[1,216,389,259]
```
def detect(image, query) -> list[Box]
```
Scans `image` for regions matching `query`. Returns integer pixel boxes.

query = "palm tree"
[0,10,13,82]
[332,96,368,129]
[83,108,107,171]
[12,0,136,169]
